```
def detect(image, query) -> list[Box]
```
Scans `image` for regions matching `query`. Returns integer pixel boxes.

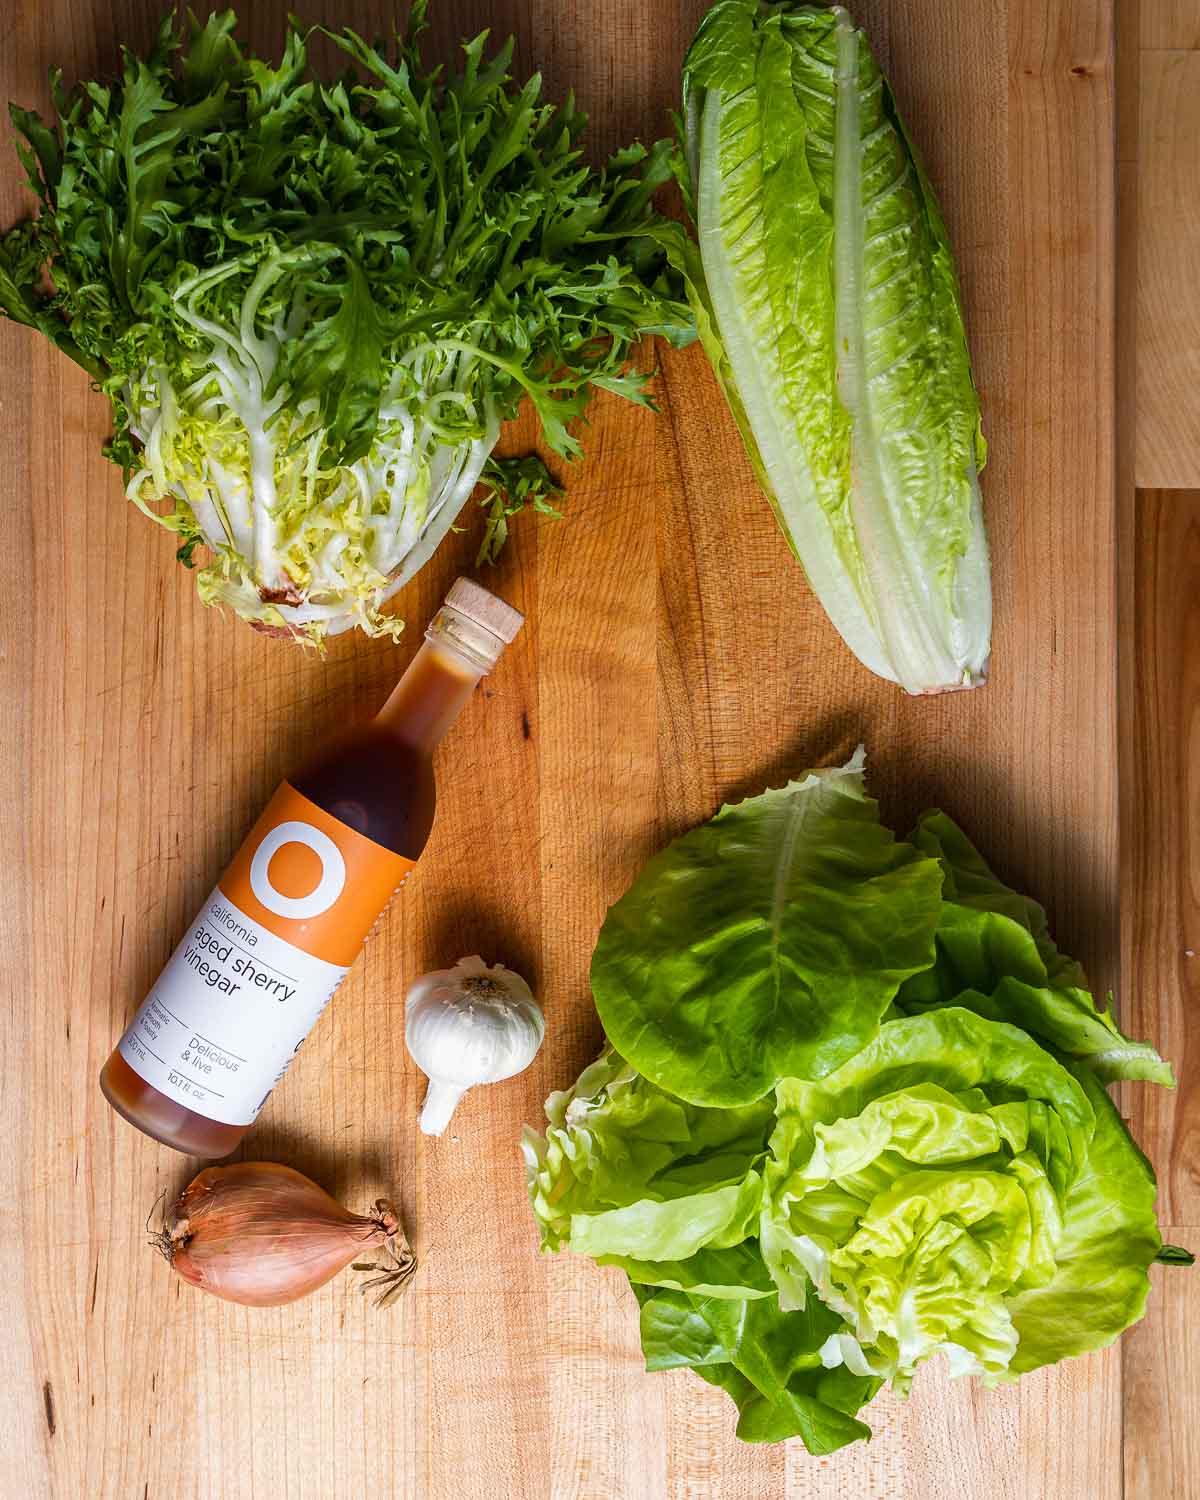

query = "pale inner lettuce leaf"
[761,1010,1161,1392]
[591,750,944,1107]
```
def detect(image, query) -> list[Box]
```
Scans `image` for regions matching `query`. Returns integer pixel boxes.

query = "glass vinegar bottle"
[100,578,523,1155]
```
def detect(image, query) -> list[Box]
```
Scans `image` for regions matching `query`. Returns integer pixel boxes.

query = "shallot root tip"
[147,1212,191,1265]
[146,1188,182,1263]
[148,1227,174,1263]
[371,1197,401,1237]
[354,1234,418,1309]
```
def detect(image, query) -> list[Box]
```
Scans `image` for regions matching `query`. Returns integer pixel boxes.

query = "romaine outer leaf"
[682,1,991,693]
[591,750,944,1106]
[898,810,1174,1085]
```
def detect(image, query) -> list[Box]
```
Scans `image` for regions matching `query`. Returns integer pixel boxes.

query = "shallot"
[151,1162,415,1308]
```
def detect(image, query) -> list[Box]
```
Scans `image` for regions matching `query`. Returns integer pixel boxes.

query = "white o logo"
[249,821,346,919]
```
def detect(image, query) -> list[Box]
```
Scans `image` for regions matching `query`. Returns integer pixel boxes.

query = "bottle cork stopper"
[445,576,524,644]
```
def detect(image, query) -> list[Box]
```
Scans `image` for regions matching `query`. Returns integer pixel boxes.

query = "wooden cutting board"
[1,1,1168,1496]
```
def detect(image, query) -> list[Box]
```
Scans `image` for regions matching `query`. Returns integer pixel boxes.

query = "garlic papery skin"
[406,956,545,1136]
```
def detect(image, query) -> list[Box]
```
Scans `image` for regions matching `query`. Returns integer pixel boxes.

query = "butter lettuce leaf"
[637,1284,879,1450]
[610,1241,777,1300]
[898,811,1174,1085]
[521,1046,773,1260]
[761,1010,1161,1392]
[1006,1065,1162,1375]
[591,751,944,1106]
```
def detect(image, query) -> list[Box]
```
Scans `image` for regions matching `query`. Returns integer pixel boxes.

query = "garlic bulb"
[406,956,545,1135]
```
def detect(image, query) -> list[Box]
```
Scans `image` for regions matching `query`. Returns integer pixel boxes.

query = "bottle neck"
[375,637,484,754]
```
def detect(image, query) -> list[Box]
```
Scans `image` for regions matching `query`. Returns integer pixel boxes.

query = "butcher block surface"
[0,0,1193,1496]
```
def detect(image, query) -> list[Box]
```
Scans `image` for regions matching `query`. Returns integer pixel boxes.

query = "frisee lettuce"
[0,6,691,642]
[525,754,1182,1453]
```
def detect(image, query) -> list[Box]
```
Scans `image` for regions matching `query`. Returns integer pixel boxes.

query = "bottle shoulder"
[290,724,436,860]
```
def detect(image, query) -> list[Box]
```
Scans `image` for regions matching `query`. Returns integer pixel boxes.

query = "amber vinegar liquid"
[100,580,523,1156]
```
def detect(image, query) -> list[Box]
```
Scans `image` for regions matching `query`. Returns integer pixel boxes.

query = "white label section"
[118,887,350,1127]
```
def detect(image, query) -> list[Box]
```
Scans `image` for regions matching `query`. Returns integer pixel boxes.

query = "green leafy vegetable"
[679,1,990,693]
[521,1046,774,1262]
[638,1284,879,1450]
[761,1009,1159,1392]
[0,6,691,642]
[591,750,944,1106]
[1005,1065,1162,1375]
[474,455,563,567]
[526,752,1183,1454]
[897,812,1174,1085]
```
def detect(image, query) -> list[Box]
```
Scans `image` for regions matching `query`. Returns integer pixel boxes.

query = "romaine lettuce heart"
[680,1,991,693]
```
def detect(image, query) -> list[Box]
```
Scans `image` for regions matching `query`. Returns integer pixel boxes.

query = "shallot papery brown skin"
[154,1162,407,1308]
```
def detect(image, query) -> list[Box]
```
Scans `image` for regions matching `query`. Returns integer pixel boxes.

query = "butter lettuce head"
[761,1009,1163,1392]
[524,753,1182,1455]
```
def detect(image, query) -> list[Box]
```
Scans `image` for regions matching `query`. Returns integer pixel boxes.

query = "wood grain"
[1119,8,1200,1499]
[1141,0,1200,46]
[1135,46,1200,488]
[1125,1228,1200,1498]
[1122,490,1200,1229]
[0,0,1144,1497]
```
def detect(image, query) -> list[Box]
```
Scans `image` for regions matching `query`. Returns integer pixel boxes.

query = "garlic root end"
[419,1080,465,1136]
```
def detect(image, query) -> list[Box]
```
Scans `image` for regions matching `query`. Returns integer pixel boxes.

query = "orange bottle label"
[219,783,415,965]
[117,783,415,1127]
